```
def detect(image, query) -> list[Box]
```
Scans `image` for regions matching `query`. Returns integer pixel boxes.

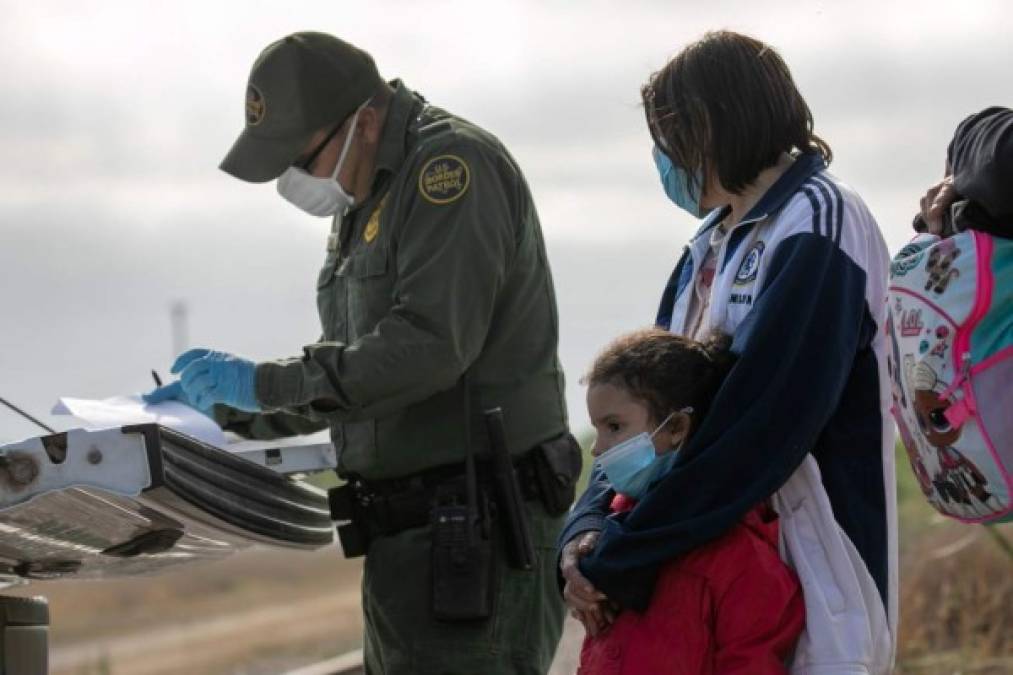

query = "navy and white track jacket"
[560,153,898,669]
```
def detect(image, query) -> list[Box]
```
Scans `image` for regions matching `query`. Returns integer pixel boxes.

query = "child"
[577,328,804,675]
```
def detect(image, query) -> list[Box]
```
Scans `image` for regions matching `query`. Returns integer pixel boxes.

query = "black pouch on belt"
[430,479,496,621]
[532,432,584,516]
[329,483,370,558]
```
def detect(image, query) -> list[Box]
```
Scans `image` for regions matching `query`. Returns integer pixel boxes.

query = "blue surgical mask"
[652,145,704,218]
[596,409,692,500]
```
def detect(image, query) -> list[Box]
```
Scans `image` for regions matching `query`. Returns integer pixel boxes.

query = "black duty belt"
[329,448,542,539]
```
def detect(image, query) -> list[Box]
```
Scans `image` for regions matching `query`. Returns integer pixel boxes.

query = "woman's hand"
[561,530,615,636]
[570,600,619,638]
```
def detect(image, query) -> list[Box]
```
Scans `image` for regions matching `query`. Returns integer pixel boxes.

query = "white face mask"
[276,104,365,218]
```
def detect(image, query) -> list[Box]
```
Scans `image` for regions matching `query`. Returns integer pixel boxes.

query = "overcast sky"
[1,0,1010,444]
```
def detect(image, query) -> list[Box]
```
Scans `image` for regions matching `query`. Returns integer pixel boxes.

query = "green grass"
[574,428,596,493]
[894,440,943,552]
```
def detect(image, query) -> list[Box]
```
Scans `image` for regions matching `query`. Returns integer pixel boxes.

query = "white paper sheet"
[51,396,333,459]
[52,395,228,447]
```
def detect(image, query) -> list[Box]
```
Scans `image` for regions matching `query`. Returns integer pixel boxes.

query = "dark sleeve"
[948,106,1013,221]
[212,406,329,440]
[553,464,615,589]
[214,334,332,440]
[579,232,869,611]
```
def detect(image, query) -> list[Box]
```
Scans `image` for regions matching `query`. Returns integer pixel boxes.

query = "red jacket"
[578,497,804,675]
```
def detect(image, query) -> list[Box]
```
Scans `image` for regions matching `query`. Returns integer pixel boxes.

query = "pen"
[151,370,163,387]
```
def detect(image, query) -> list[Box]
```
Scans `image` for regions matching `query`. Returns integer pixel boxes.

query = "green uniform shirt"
[227,82,567,480]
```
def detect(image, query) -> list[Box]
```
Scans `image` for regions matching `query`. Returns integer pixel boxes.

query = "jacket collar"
[692,153,828,272]
[737,152,827,226]
[689,152,827,242]
[372,80,418,179]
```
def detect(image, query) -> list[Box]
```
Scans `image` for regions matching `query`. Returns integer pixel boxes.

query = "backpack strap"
[943,398,973,429]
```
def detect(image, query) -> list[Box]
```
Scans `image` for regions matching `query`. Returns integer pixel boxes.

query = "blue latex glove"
[171,348,261,412]
[142,379,213,416]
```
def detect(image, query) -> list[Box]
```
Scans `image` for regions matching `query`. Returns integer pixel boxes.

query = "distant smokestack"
[170,301,189,357]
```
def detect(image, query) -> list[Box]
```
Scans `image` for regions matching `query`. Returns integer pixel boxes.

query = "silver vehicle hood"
[0,425,335,587]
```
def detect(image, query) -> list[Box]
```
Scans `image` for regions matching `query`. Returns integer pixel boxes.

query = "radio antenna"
[0,396,57,434]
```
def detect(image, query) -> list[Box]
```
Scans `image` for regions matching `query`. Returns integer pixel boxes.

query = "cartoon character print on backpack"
[885,311,908,409]
[929,325,950,360]
[923,239,961,295]
[890,241,927,277]
[909,361,1003,517]
[896,412,934,499]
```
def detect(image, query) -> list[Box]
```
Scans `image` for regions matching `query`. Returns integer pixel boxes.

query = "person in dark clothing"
[916,106,1013,237]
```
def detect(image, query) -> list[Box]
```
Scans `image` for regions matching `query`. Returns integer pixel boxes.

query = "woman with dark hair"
[559,31,896,673]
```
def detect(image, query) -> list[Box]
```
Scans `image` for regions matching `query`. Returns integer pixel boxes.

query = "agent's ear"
[664,410,693,449]
[358,106,383,145]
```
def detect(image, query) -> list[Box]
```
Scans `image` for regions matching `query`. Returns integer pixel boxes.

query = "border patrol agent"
[145,32,579,674]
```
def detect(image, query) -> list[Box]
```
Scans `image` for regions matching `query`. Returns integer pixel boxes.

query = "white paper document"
[51,396,333,459]
[53,395,228,447]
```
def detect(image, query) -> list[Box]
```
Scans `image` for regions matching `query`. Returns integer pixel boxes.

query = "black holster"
[486,407,535,571]
[328,483,371,558]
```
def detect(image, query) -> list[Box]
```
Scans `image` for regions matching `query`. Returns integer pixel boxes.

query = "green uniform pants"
[361,503,565,674]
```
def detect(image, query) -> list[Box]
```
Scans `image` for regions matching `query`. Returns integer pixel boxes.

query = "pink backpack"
[887,230,1013,523]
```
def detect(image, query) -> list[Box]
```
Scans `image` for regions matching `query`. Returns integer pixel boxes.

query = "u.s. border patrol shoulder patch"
[419,155,470,204]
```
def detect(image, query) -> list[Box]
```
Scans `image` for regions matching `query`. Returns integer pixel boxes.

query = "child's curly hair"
[584,328,736,429]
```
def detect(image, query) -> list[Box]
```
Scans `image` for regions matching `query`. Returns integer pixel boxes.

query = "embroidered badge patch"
[890,241,927,277]
[734,241,765,286]
[419,155,470,204]
[246,84,265,126]
[364,196,387,243]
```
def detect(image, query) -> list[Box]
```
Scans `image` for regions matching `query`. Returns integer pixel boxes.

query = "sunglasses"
[295,121,345,171]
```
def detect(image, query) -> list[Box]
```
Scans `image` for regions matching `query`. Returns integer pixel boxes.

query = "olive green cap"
[220,32,383,183]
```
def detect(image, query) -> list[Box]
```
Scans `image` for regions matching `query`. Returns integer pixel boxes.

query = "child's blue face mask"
[652,145,704,218]
[596,409,692,500]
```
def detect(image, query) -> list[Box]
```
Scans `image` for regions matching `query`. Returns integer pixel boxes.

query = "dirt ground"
[8,545,365,675]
